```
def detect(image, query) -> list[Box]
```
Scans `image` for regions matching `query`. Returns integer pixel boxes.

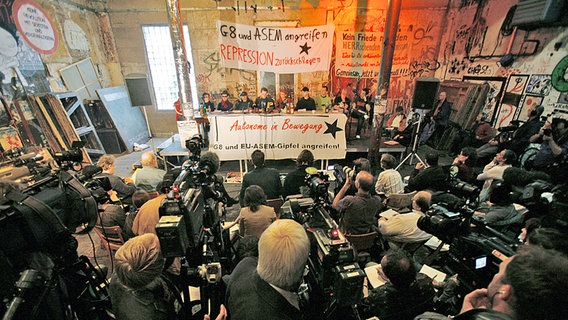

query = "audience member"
[419,246,568,320]
[476,106,543,159]
[131,184,167,236]
[109,233,177,320]
[98,203,126,230]
[123,189,159,239]
[526,228,568,256]
[375,154,404,197]
[97,154,136,204]
[254,87,275,113]
[295,86,316,111]
[216,90,233,112]
[518,217,541,243]
[226,219,310,319]
[378,191,433,247]
[234,91,253,111]
[360,249,435,320]
[393,113,420,147]
[474,183,519,226]
[130,151,166,191]
[477,149,516,202]
[406,152,447,192]
[227,185,277,239]
[451,147,477,182]
[315,85,332,111]
[527,118,568,170]
[239,149,282,205]
[332,171,383,234]
[282,149,314,199]
[386,106,407,135]
[449,112,493,156]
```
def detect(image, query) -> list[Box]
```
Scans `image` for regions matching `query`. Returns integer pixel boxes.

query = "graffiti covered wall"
[436,0,568,124]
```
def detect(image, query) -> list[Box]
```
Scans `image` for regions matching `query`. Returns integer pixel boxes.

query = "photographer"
[527,118,568,172]
[418,246,568,320]
[226,219,310,319]
[332,171,383,234]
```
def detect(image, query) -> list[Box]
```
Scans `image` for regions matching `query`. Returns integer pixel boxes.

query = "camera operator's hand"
[204,304,227,320]
[415,162,425,170]
[489,139,499,146]
[460,289,492,313]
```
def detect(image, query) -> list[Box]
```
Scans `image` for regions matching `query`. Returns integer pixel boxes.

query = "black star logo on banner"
[323,119,343,139]
[299,42,311,55]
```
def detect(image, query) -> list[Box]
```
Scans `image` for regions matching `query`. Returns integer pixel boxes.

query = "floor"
[76,133,454,272]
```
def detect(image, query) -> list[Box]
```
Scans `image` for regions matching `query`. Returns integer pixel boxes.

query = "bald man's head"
[140,151,157,167]
[356,171,374,193]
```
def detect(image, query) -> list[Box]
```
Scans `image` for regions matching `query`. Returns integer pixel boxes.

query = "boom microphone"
[199,151,220,175]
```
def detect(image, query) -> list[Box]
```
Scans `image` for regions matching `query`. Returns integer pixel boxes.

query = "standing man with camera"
[332,171,383,234]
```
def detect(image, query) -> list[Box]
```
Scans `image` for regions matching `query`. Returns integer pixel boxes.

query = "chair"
[93,225,126,271]
[266,198,284,217]
[385,191,416,212]
[345,232,378,264]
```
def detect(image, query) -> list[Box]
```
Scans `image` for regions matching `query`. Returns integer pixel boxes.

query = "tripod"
[396,111,426,170]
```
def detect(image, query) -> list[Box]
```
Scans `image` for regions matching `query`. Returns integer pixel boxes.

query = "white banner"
[217,21,334,73]
[208,113,347,161]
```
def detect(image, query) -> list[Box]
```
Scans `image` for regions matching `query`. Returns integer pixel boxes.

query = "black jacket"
[226,257,302,320]
[240,166,282,206]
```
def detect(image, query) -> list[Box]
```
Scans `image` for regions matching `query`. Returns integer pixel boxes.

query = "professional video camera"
[0,147,51,183]
[156,135,229,318]
[331,160,363,194]
[417,203,516,293]
[281,170,364,319]
[0,143,112,319]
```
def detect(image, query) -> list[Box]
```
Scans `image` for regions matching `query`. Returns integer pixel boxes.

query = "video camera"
[280,170,364,319]
[0,143,111,319]
[156,134,228,262]
[331,160,363,188]
[417,203,516,292]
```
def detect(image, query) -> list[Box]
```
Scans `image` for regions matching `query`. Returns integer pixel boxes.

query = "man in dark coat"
[239,149,282,206]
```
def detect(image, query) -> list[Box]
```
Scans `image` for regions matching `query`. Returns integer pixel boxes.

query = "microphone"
[199,151,220,175]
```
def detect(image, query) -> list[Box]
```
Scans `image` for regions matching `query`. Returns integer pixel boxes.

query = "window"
[142,25,199,111]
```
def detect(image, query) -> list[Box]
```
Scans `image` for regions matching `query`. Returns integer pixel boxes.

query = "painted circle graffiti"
[551,55,568,92]
[12,0,59,55]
